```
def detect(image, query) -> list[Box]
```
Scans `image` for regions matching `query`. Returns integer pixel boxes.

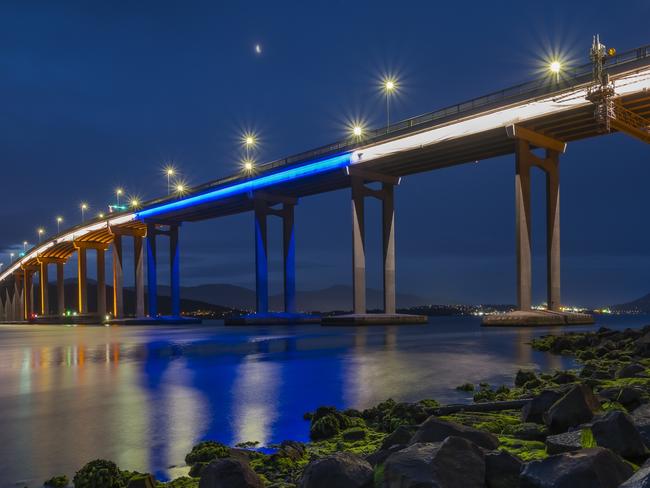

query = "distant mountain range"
[610,293,650,313]
[157,283,427,312]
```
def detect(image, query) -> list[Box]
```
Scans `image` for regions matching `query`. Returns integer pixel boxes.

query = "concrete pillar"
[0,292,5,321]
[97,248,106,318]
[112,236,124,318]
[135,235,145,317]
[170,225,180,317]
[382,183,396,314]
[351,178,366,314]
[283,204,296,314]
[515,140,532,311]
[145,225,158,317]
[254,200,269,314]
[77,247,88,314]
[39,261,49,316]
[4,288,9,321]
[13,276,22,321]
[23,269,33,320]
[546,150,561,311]
[56,262,65,315]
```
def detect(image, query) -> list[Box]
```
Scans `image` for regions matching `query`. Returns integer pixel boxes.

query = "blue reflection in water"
[0,315,647,486]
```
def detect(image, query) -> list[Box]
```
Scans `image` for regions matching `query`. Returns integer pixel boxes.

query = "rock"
[598,387,643,409]
[545,431,582,455]
[299,452,373,488]
[485,450,522,488]
[342,427,366,441]
[591,411,648,459]
[273,440,305,461]
[515,370,538,387]
[635,332,650,357]
[520,447,633,488]
[127,474,156,488]
[384,437,485,488]
[552,371,577,384]
[381,425,417,450]
[199,458,263,488]
[632,404,650,449]
[617,363,647,379]
[544,384,600,433]
[522,389,564,424]
[511,422,548,442]
[365,444,406,467]
[410,416,499,450]
[619,458,650,487]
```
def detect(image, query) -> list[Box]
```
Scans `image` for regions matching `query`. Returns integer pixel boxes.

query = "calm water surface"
[1,315,648,486]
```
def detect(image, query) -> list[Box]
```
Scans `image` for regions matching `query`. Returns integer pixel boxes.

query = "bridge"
[1,38,649,326]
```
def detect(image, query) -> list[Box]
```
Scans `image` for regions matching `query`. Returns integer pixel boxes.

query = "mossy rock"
[73,459,124,488]
[310,414,341,440]
[184,441,230,465]
[342,427,367,441]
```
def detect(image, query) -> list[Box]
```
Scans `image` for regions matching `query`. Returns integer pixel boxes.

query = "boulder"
[552,371,577,384]
[485,450,522,488]
[384,437,485,488]
[619,458,650,488]
[521,389,564,424]
[272,440,305,462]
[365,444,406,467]
[598,387,643,409]
[410,416,499,450]
[299,452,373,488]
[199,458,263,488]
[126,475,156,488]
[635,332,650,357]
[520,447,633,488]
[632,404,650,448]
[591,411,648,459]
[545,430,582,455]
[544,384,600,433]
[515,370,538,388]
[381,425,417,450]
[511,423,547,442]
[617,363,647,379]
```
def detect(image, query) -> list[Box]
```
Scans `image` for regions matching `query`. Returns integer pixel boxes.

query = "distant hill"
[611,293,650,313]
[156,283,426,313]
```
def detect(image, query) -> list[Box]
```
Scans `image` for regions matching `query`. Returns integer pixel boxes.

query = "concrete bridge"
[1,39,649,326]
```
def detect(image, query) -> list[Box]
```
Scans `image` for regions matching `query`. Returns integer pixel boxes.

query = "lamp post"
[164,166,176,195]
[56,216,63,233]
[116,188,123,207]
[382,78,397,130]
[23,241,27,252]
[80,203,88,223]
[37,228,44,243]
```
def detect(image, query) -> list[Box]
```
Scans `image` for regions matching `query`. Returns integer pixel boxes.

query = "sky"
[0,0,649,308]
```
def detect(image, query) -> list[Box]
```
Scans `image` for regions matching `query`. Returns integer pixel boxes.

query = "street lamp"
[98,212,105,219]
[80,203,88,222]
[175,182,187,196]
[23,241,27,252]
[242,158,254,174]
[130,198,140,209]
[37,228,45,243]
[242,132,257,161]
[382,77,398,130]
[56,216,63,233]
[115,188,124,206]
[549,60,562,74]
[163,165,176,195]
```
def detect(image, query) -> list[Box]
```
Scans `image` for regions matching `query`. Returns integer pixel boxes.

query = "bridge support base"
[225,312,320,326]
[481,310,594,327]
[321,313,427,326]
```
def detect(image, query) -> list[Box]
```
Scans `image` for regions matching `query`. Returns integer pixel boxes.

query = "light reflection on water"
[0,314,647,486]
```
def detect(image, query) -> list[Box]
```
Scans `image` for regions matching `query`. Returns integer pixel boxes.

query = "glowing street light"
[549,60,561,74]
[10,252,15,262]
[351,124,365,139]
[98,212,105,219]
[163,165,177,195]
[242,158,255,174]
[174,182,188,196]
[382,77,398,129]
[23,241,27,252]
[37,228,45,243]
[242,132,257,161]
[115,188,124,206]
[80,203,88,222]
[56,216,63,233]
[130,198,140,209]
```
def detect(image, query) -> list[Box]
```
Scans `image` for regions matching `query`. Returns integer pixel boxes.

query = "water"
[0,315,647,486]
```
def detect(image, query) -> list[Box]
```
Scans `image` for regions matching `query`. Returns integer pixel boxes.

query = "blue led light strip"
[137,152,353,219]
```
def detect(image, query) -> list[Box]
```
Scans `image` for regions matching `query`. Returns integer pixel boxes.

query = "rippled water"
[0,314,647,486]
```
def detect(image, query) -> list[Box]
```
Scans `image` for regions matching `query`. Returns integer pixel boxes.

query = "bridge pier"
[145,222,181,319]
[57,262,65,315]
[76,246,88,314]
[38,259,49,316]
[225,193,310,325]
[74,241,109,319]
[135,235,145,317]
[322,167,426,326]
[13,272,23,321]
[112,236,124,318]
[22,265,37,320]
[483,125,592,327]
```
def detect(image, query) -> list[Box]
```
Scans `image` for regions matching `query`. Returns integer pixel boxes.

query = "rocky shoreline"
[41,324,650,488]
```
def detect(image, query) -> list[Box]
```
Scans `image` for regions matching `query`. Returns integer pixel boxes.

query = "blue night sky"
[0,0,649,308]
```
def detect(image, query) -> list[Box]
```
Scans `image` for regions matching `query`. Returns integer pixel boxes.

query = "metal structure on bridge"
[0,38,649,326]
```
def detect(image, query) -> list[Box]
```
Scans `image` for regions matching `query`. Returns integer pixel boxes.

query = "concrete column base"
[481,310,594,327]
